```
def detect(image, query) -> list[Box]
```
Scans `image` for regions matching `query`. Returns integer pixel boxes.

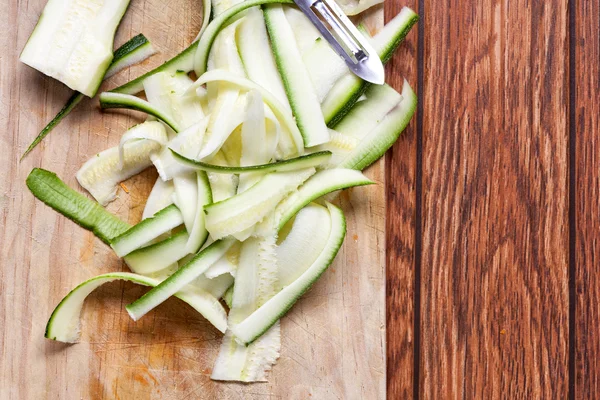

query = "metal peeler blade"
[293,0,385,85]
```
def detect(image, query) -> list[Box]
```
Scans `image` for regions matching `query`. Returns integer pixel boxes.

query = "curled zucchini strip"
[45,272,224,343]
[189,69,304,157]
[76,121,167,206]
[99,92,182,133]
[231,202,346,345]
[152,118,210,181]
[117,121,168,169]
[170,149,331,174]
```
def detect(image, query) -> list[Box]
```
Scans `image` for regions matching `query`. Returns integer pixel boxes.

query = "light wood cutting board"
[0,1,385,398]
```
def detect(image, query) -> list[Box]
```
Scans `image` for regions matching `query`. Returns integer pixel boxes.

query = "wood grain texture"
[0,1,386,398]
[574,0,600,397]
[384,0,418,398]
[419,0,570,398]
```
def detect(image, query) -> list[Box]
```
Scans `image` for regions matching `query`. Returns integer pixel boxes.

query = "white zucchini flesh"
[76,122,167,206]
[281,8,351,100]
[264,5,330,147]
[237,90,280,194]
[152,118,210,181]
[196,0,213,39]
[211,0,244,17]
[204,168,316,239]
[338,80,417,170]
[125,238,235,326]
[124,230,190,275]
[231,202,345,345]
[111,204,184,257]
[142,177,175,220]
[205,151,238,203]
[276,203,331,288]
[20,0,130,97]
[200,91,245,160]
[212,324,280,382]
[185,171,213,253]
[45,272,224,343]
[237,8,289,107]
[172,172,198,233]
[282,6,322,55]
[333,84,403,139]
[117,121,168,169]
[302,38,349,103]
[336,0,383,16]
[205,241,241,278]
[143,71,205,130]
[200,21,248,160]
[313,129,360,168]
[241,90,271,167]
[188,273,235,301]
[222,285,234,307]
[254,168,372,236]
[212,235,280,381]
[187,69,304,158]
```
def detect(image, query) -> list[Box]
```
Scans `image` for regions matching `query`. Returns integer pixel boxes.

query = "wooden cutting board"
[0,1,386,398]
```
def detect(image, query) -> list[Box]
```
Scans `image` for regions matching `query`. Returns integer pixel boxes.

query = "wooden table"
[1,0,598,398]
[385,0,599,398]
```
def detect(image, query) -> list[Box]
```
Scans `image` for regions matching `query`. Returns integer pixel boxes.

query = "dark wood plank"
[574,0,600,397]
[385,0,419,398]
[420,0,570,398]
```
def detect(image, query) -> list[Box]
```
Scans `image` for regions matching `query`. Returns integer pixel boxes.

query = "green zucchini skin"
[264,4,330,147]
[124,230,190,275]
[21,93,84,160]
[104,34,156,78]
[170,149,332,173]
[110,204,183,257]
[26,168,130,244]
[99,92,182,132]
[112,34,151,64]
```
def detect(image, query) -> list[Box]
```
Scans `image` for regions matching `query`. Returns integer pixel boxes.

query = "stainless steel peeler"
[294,0,385,84]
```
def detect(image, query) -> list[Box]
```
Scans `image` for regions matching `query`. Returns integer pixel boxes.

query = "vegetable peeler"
[293,0,385,84]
